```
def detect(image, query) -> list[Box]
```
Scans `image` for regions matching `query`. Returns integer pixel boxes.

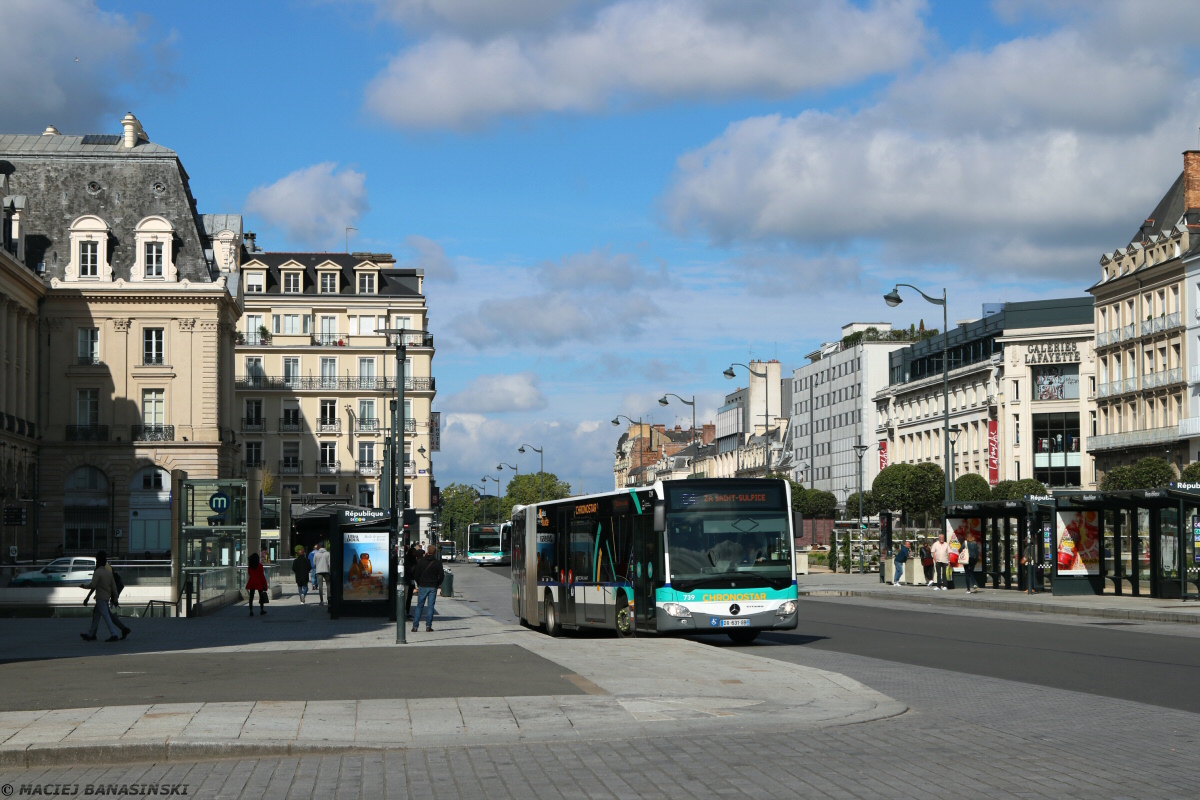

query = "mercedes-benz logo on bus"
[729,603,740,616]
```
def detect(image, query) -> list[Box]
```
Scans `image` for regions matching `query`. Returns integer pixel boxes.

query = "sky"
[4,0,1200,495]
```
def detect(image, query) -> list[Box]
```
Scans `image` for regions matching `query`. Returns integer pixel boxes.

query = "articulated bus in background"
[466,522,511,565]
[511,478,797,644]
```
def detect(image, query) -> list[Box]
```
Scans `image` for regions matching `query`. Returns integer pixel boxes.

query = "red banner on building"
[879,440,888,470]
[987,419,999,485]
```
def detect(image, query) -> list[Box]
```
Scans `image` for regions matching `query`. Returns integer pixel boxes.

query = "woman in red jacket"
[246,552,269,616]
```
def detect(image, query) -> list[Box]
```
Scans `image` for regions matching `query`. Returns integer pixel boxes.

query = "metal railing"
[356,460,382,475]
[242,417,266,433]
[317,418,341,433]
[279,459,302,475]
[1087,426,1181,451]
[1123,377,1138,394]
[66,424,108,442]
[1123,323,1135,341]
[76,354,100,365]
[133,424,174,442]
[279,416,303,433]
[235,376,436,392]
[242,460,265,474]
[142,355,166,366]
[318,460,341,474]
[312,333,343,346]
[356,418,381,433]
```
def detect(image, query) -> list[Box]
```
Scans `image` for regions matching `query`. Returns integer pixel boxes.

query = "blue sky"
[5,0,1200,494]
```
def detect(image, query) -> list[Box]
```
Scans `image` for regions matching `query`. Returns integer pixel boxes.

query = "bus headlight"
[661,602,692,618]
[776,600,796,616]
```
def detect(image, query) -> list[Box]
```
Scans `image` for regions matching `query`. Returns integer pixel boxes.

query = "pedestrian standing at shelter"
[892,540,910,586]
[962,535,982,593]
[412,544,444,632]
[246,552,269,616]
[308,545,318,591]
[919,540,934,586]
[931,533,951,590]
[313,543,331,604]
[404,543,420,621]
[80,550,130,642]
[292,546,311,603]
[1020,536,1039,594]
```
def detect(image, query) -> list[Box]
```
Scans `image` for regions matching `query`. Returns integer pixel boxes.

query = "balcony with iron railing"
[1141,368,1183,390]
[356,460,382,476]
[76,354,101,366]
[141,355,167,367]
[1139,312,1182,337]
[242,417,266,433]
[242,460,265,475]
[132,424,174,442]
[316,418,341,433]
[279,416,303,433]
[234,376,436,392]
[356,418,381,433]
[312,332,344,346]
[279,459,302,475]
[1087,425,1182,451]
[318,460,341,475]
[65,424,109,442]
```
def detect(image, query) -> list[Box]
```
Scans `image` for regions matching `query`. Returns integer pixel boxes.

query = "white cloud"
[364,0,927,129]
[662,21,1198,278]
[0,0,168,133]
[442,373,548,412]
[375,0,581,37]
[244,163,369,249]
[404,235,458,282]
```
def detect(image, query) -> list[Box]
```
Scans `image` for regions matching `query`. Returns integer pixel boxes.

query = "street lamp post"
[852,441,880,575]
[725,363,770,476]
[380,327,409,645]
[517,444,543,502]
[483,475,501,524]
[611,415,644,486]
[884,284,951,506]
[658,393,697,477]
[948,425,961,503]
[498,462,518,504]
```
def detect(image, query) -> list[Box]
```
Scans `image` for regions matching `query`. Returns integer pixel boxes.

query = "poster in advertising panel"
[879,440,888,470]
[987,420,999,485]
[945,517,982,569]
[342,530,389,600]
[1055,510,1100,575]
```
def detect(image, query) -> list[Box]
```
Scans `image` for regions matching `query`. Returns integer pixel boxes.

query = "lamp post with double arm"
[497,462,517,508]
[884,284,951,506]
[725,362,770,475]
[658,393,696,477]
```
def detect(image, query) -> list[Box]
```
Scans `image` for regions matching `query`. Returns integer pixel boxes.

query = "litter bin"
[440,569,454,597]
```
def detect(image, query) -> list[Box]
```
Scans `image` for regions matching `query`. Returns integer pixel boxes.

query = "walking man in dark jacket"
[404,544,420,621]
[412,545,444,632]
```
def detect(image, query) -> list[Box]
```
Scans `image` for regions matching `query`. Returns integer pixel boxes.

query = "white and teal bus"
[511,478,797,644]
[466,522,510,565]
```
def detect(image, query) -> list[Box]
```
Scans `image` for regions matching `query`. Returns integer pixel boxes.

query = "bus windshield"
[468,526,501,553]
[665,510,791,592]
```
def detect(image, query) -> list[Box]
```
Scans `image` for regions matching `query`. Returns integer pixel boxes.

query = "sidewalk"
[0,589,904,768]
[800,570,1200,623]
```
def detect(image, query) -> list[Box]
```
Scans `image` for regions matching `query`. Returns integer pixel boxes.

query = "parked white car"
[9,557,96,588]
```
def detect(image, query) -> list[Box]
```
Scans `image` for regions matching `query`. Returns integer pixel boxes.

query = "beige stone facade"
[235,251,438,535]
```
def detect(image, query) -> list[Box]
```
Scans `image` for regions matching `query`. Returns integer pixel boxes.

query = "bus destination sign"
[667,483,784,511]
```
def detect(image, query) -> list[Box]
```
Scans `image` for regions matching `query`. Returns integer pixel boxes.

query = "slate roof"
[241,251,422,297]
[0,130,218,284]
[1130,170,1185,245]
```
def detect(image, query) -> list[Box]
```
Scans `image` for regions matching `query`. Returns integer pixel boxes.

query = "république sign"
[1025,341,1081,364]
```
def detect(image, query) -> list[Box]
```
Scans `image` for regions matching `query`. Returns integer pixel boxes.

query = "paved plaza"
[0,566,1197,798]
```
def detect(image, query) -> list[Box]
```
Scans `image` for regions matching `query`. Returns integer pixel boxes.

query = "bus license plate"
[719,619,749,627]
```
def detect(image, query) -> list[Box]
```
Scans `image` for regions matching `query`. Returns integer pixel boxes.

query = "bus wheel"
[615,596,634,638]
[727,629,759,645]
[544,593,561,637]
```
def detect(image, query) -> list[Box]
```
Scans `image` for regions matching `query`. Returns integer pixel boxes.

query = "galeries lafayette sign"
[1024,341,1081,364]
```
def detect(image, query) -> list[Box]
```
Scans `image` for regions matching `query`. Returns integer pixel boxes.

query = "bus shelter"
[1052,487,1198,600]
[326,508,397,620]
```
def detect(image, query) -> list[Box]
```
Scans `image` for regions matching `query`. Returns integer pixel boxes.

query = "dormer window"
[358,273,376,294]
[131,216,176,282]
[66,215,113,282]
[283,272,302,293]
[80,241,99,277]
[246,272,264,293]
[320,272,338,293]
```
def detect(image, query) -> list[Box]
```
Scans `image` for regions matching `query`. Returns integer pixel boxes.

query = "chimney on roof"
[1184,149,1200,215]
[41,125,60,136]
[121,112,146,148]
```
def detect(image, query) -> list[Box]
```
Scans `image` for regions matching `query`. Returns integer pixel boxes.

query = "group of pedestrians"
[890,532,982,593]
[284,543,331,606]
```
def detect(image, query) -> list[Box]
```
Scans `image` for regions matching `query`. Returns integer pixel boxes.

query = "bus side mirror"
[653,504,665,533]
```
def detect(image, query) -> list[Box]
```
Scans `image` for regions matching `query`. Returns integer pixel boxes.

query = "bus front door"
[632,517,657,633]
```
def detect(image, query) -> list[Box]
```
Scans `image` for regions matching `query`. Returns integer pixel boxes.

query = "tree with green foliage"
[844,490,878,519]
[990,478,1048,501]
[439,483,484,548]
[911,462,946,524]
[1180,461,1200,483]
[1100,457,1174,491]
[795,488,838,519]
[500,472,571,518]
[871,463,914,519]
[954,473,992,502]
